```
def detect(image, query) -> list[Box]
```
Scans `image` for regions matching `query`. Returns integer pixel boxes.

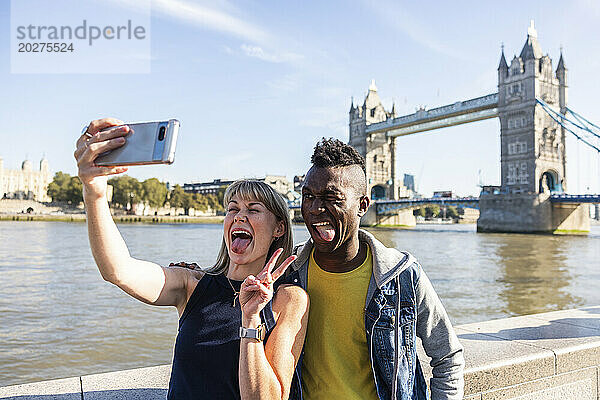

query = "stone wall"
[477,192,590,234]
[0,200,63,215]
[2,306,600,399]
[361,205,416,227]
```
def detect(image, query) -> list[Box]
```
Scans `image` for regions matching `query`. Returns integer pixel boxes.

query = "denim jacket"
[285,230,464,400]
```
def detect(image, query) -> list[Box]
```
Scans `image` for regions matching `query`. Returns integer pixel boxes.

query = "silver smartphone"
[95,119,180,166]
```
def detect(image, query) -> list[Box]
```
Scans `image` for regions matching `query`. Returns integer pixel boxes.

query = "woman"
[74,118,309,399]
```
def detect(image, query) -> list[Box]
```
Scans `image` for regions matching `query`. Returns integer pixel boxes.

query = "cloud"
[365,0,467,61]
[240,44,303,64]
[105,0,269,43]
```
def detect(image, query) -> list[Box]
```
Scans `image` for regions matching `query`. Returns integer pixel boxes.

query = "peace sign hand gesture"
[239,249,297,322]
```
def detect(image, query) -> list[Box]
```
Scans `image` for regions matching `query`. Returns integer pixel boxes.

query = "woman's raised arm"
[238,250,309,400]
[75,118,198,314]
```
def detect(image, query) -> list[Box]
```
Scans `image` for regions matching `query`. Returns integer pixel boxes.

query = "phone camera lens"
[158,126,166,141]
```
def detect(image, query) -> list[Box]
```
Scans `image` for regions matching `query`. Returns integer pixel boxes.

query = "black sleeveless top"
[167,273,276,400]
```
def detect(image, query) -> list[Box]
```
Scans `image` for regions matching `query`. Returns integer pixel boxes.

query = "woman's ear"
[273,220,285,238]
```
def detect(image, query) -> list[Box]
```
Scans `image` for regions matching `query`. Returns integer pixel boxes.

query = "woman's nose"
[234,213,247,222]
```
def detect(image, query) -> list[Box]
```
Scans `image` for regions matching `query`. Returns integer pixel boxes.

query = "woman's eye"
[249,209,259,213]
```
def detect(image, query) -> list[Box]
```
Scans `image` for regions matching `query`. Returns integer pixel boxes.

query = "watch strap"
[239,324,266,342]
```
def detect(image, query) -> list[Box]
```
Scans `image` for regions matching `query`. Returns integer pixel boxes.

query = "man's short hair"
[311,138,366,175]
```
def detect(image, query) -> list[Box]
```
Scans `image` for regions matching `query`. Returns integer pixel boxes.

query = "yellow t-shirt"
[302,247,378,400]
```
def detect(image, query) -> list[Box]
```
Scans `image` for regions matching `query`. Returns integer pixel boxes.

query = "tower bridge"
[351,21,599,234]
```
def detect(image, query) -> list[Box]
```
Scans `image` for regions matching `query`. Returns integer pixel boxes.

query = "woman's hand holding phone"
[74,118,130,201]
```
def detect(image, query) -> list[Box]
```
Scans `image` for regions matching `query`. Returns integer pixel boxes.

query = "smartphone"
[95,119,180,166]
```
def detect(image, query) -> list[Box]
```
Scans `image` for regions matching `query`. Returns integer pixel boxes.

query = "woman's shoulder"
[272,284,309,317]
[168,261,205,279]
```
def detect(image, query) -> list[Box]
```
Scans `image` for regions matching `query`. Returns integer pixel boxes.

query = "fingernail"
[116,137,126,143]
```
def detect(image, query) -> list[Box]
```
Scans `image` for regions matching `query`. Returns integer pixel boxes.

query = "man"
[286,138,464,400]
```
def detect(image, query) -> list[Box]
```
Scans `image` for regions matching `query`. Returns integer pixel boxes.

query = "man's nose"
[309,198,325,214]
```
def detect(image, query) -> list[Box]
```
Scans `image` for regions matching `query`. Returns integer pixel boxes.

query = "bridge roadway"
[366,93,499,137]
[288,194,599,215]
[374,194,600,215]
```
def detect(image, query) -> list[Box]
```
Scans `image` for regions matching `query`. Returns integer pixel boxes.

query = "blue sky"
[1,0,599,196]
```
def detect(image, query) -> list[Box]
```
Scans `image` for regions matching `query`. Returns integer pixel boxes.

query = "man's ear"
[273,220,285,238]
[357,195,370,217]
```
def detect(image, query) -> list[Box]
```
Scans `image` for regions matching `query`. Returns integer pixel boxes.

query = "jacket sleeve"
[414,264,464,400]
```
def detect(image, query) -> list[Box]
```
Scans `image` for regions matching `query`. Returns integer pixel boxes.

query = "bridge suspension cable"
[536,98,600,153]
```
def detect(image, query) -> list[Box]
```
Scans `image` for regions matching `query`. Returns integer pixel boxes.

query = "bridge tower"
[479,21,588,234]
[497,21,567,195]
[349,80,398,200]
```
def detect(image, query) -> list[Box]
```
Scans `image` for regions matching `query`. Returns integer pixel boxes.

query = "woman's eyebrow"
[247,202,264,207]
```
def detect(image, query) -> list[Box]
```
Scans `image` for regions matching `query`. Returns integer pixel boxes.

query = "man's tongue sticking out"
[231,236,252,254]
[315,223,335,242]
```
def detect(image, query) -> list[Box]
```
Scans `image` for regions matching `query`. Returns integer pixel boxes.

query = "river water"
[0,221,599,386]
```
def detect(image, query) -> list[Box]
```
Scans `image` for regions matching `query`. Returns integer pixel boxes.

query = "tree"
[424,205,440,218]
[47,172,82,204]
[47,172,71,202]
[169,185,195,214]
[108,175,142,210]
[413,207,426,217]
[206,193,223,212]
[142,178,168,208]
[445,206,459,219]
[66,176,83,205]
[192,193,209,212]
[216,185,227,208]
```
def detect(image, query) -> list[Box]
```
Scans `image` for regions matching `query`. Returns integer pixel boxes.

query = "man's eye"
[303,193,313,199]
[249,209,259,213]
[227,208,238,213]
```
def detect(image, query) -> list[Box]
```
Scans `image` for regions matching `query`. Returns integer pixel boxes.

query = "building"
[497,21,567,194]
[262,175,293,196]
[293,175,305,192]
[184,175,293,197]
[0,157,52,202]
[349,80,399,200]
[403,174,415,192]
[183,179,234,195]
[433,191,453,198]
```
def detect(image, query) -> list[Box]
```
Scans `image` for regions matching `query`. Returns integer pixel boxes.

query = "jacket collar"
[291,229,414,289]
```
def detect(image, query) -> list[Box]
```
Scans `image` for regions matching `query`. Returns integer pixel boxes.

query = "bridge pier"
[361,206,416,227]
[477,193,590,234]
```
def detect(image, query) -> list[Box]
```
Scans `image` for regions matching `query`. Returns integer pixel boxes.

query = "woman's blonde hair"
[207,179,293,275]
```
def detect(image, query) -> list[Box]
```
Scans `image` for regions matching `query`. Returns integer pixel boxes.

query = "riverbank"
[0,213,225,224]
[3,306,599,399]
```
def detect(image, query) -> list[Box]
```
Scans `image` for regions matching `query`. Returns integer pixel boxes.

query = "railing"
[376,197,480,214]
[551,194,600,203]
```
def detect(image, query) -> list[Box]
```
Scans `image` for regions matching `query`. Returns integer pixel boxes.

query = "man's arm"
[414,264,465,400]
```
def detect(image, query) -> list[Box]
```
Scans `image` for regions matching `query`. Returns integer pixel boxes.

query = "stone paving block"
[480,365,597,400]
[458,327,555,395]
[528,306,600,331]
[0,377,81,400]
[459,314,600,374]
[81,364,170,400]
[418,327,555,396]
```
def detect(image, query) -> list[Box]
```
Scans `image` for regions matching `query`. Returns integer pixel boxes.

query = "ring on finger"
[81,123,93,138]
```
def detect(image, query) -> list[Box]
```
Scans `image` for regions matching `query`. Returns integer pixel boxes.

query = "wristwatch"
[239,324,266,342]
